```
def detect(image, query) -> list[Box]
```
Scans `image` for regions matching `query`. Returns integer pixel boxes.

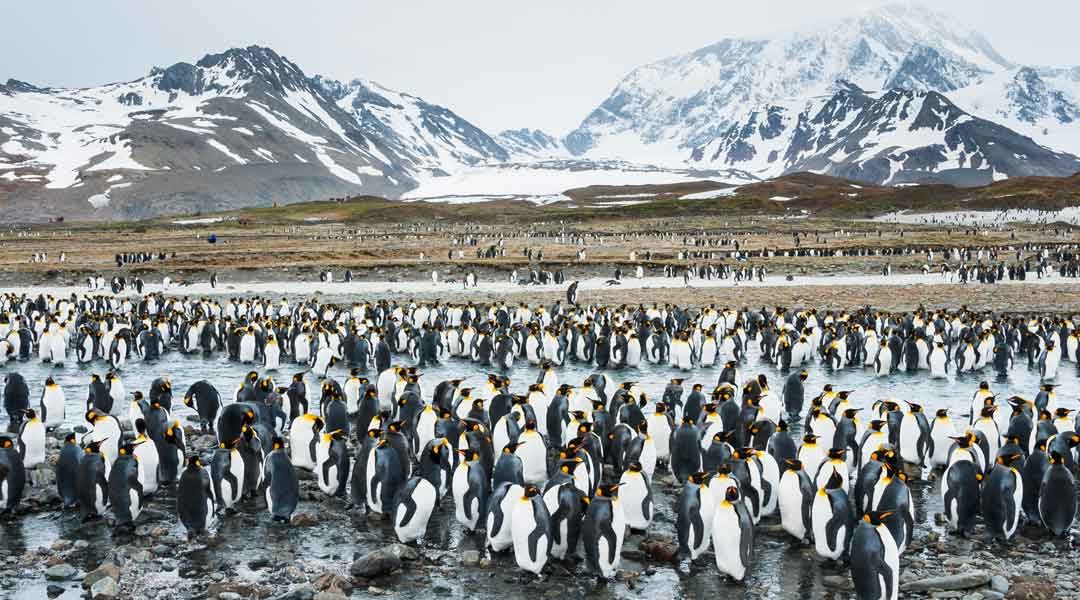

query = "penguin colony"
[2,291,1080,598]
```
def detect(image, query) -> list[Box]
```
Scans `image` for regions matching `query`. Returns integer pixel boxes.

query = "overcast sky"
[3,1,1077,134]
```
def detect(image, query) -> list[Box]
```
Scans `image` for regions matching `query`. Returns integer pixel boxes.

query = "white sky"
[2,1,1077,135]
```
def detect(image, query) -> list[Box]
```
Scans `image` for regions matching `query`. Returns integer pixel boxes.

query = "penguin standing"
[487,480,524,552]
[0,437,26,513]
[670,417,702,483]
[1039,451,1076,537]
[395,475,438,544]
[618,462,653,531]
[676,472,714,560]
[18,409,46,482]
[39,376,65,430]
[265,437,300,522]
[778,459,814,542]
[712,486,753,582]
[177,456,216,539]
[941,450,981,536]
[55,433,82,508]
[289,414,323,471]
[512,484,552,577]
[812,470,854,561]
[452,449,489,533]
[108,441,144,533]
[76,440,110,520]
[183,381,222,434]
[981,453,1023,542]
[211,440,245,512]
[850,511,900,600]
[582,483,626,580]
[316,429,350,497]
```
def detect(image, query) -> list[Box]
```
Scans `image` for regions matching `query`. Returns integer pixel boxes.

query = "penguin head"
[802,434,818,446]
[596,483,622,499]
[458,449,480,462]
[502,441,522,455]
[824,468,844,491]
[904,401,923,414]
[185,455,203,469]
[783,458,803,472]
[118,441,138,456]
[827,448,846,461]
[45,376,56,387]
[687,472,708,486]
[722,486,741,504]
[83,439,105,454]
[271,436,286,451]
[863,510,894,526]
[522,485,541,500]
[1068,433,1080,448]
[64,433,77,445]
[934,409,948,419]
[996,453,1022,468]
[1049,451,1067,466]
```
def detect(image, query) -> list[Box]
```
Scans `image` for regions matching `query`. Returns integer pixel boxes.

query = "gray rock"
[271,585,316,600]
[82,562,120,589]
[989,575,1009,593]
[901,571,991,593]
[981,593,1004,600]
[823,575,854,590]
[386,544,419,561]
[461,550,481,566]
[218,594,242,600]
[90,576,118,599]
[350,549,401,579]
[44,564,78,581]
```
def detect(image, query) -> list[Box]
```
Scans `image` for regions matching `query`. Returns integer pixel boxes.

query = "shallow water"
[1,325,1075,599]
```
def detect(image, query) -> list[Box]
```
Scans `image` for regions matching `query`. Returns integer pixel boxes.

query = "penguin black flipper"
[735,500,754,566]
[600,519,619,566]
[526,499,550,563]
[825,491,850,553]
[397,489,418,528]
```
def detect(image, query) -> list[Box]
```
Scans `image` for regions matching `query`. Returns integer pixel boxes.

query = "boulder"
[350,549,401,579]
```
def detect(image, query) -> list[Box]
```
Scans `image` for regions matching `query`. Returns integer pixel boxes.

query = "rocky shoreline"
[2,419,1072,600]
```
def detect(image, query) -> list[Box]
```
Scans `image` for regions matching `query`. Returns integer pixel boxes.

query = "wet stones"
[44,563,78,581]
[350,548,402,578]
[82,562,120,589]
[900,571,992,593]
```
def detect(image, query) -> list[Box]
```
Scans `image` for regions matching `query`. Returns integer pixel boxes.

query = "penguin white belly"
[396,478,437,544]
[639,440,657,479]
[898,416,922,465]
[487,484,521,551]
[930,427,953,469]
[42,389,66,428]
[778,474,806,540]
[758,454,780,516]
[625,340,641,367]
[688,497,714,559]
[812,493,845,560]
[135,444,159,494]
[239,336,256,363]
[415,411,438,458]
[376,369,396,412]
[264,343,280,370]
[649,420,671,460]
[512,499,549,575]
[618,475,651,530]
[21,424,46,469]
[519,434,547,485]
[711,506,746,580]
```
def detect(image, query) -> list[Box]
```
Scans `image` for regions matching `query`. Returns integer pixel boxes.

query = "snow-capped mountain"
[0,46,509,220]
[565,3,1011,159]
[312,76,508,175]
[495,129,567,159]
[689,83,1080,185]
[565,2,1080,184]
